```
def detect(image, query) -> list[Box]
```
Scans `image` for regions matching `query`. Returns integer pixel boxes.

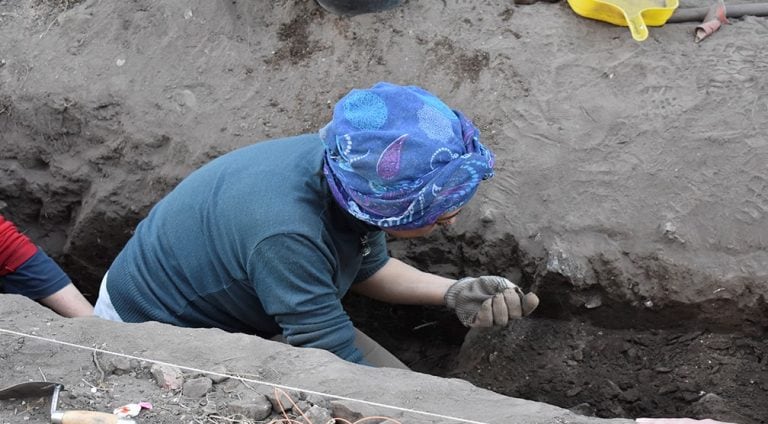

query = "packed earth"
[1,0,767,423]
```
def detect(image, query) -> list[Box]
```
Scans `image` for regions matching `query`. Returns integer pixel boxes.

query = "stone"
[206,365,230,384]
[150,364,184,391]
[265,389,300,413]
[108,356,134,375]
[569,402,595,416]
[182,377,213,398]
[303,405,333,423]
[224,397,272,421]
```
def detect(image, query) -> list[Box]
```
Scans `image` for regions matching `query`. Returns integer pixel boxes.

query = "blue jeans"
[315,0,403,15]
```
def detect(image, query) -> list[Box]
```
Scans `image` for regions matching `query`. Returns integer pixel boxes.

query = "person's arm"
[3,250,95,318]
[248,234,365,363]
[39,283,94,317]
[351,257,455,305]
[1,216,93,317]
[352,258,539,328]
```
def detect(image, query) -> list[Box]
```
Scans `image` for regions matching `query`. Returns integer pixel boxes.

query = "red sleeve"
[0,215,39,276]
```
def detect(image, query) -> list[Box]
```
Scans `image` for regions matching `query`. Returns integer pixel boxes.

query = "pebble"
[224,397,272,421]
[619,388,640,402]
[182,377,212,398]
[265,390,300,412]
[150,364,184,391]
[569,402,595,416]
[304,405,333,423]
[566,386,583,397]
[658,384,678,394]
[108,356,134,375]
[206,365,230,383]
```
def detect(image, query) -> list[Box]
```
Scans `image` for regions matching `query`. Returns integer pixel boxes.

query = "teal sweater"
[107,134,389,363]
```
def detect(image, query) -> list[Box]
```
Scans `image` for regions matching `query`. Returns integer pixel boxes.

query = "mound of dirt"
[1,295,630,424]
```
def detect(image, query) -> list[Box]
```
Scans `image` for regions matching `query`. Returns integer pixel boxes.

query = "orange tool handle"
[52,410,137,424]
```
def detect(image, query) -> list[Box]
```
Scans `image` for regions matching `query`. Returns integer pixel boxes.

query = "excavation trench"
[1,201,765,424]
[346,295,766,424]
[344,234,768,424]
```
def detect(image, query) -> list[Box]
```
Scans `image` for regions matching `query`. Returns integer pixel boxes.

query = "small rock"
[566,386,583,397]
[330,401,365,422]
[207,365,230,384]
[305,394,331,409]
[658,384,678,394]
[584,295,602,309]
[569,402,595,416]
[150,364,184,391]
[182,377,212,398]
[480,208,495,224]
[224,397,272,421]
[601,380,622,398]
[572,350,584,361]
[108,356,134,375]
[265,390,299,413]
[690,393,749,423]
[293,400,311,413]
[681,391,703,402]
[620,388,640,403]
[330,400,385,422]
[608,403,626,416]
[304,405,333,423]
[202,400,218,415]
[625,347,639,359]
[660,221,685,243]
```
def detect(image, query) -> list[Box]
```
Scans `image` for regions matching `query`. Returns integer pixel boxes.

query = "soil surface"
[1,295,631,424]
[345,296,766,423]
[1,0,768,423]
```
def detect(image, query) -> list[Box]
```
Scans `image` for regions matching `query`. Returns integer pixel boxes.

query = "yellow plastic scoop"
[566,0,679,41]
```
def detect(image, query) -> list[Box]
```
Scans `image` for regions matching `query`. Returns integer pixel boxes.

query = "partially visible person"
[0,214,93,317]
[315,0,402,16]
[93,82,539,368]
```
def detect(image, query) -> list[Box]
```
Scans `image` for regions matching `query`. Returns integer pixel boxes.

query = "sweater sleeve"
[247,234,364,364]
[0,216,38,276]
[1,249,71,299]
[354,231,389,283]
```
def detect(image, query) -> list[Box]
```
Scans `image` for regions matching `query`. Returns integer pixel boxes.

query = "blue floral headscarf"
[320,82,495,229]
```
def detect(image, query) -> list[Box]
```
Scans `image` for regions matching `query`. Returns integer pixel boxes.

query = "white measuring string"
[0,327,490,424]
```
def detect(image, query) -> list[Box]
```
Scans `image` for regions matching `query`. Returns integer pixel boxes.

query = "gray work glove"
[445,276,540,327]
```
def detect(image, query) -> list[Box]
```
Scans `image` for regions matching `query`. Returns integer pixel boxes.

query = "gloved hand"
[444,275,539,327]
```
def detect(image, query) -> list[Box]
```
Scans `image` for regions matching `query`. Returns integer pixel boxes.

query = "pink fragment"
[695,1,729,43]
[113,402,153,418]
[113,404,141,418]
